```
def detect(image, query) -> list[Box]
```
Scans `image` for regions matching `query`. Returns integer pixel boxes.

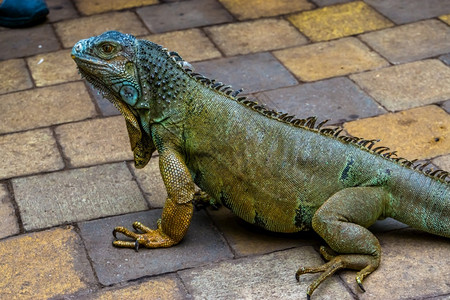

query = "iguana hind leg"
[297,186,390,298]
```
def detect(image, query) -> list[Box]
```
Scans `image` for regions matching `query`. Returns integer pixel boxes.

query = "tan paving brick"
[360,20,450,64]
[288,1,393,42]
[74,0,158,15]
[143,29,221,62]
[218,0,314,20]
[0,184,19,239]
[433,155,450,172]
[129,158,167,208]
[0,59,33,95]
[0,129,64,180]
[350,60,450,111]
[440,14,450,25]
[55,116,133,168]
[47,0,79,23]
[273,37,388,82]
[205,18,308,56]
[90,275,186,299]
[0,227,96,299]
[344,106,450,161]
[179,247,353,299]
[54,11,149,48]
[12,163,148,231]
[0,82,96,134]
[341,229,450,299]
[27,50,80,87]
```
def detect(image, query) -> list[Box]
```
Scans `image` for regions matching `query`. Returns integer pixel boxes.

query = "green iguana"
[71,31,450,299]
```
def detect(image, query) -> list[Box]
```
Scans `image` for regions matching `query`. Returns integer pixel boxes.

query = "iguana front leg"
[296,187,390,299]
[113,145,195,250]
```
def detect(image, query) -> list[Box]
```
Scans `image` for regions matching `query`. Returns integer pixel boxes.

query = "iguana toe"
[112,222,177,249]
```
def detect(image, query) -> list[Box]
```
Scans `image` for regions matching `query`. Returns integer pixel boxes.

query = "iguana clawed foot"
[112,219,176,250]
[296,245,379,299]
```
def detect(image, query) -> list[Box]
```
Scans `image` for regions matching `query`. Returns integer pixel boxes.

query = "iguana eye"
[101,43,114,53]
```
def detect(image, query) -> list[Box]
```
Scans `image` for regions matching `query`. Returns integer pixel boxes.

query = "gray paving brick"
[360,19,450,64]
[129,159,167,208]
[364,0,450,24]
[86,84,121,117]
[193,52,298,94]
[0,59,33,95]
[137,0,233,33]
[442,101,450,114]
[440,53,450,66]
[46,0,79,22]
[432,155,450,172]
[341,229,450,299]
[12,163,148,231]
[0,25,60,60]
[0,184,20,239]
[257,77,386,124]
[350,60,450,111]
[179,247,353,299]
[78,209,233,285]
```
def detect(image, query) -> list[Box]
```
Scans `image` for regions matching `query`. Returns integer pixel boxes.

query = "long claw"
[357,280,366,293]
[134,240,139,252]
[306,295,311,300]
[113,229,118,239]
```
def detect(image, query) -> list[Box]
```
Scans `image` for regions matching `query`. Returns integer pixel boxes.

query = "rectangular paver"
[137,0,233,33]
[0,59,33,95]
[218,0,314,20]
[344,105,450,160]
[0,184,20,239]
[350,59,450,111]
[288,1,393,42]
[273,37,388,82]
[0,82,97,134]
[179,247,353,299]
[78,209,233,285]
[256,77,385,124]
[341,229,450,299]
[73,0,158,15]
[0,227,96,299]
[360,19,450,64]
[129,159,167,208]
[27,49,80,86]
[0,129,64,180]
[143,29,221,62]
[193,52,298,93]
[205,18,308,56]
[54,11,149,48]
[55,116,133,168]
[12,163,148,231]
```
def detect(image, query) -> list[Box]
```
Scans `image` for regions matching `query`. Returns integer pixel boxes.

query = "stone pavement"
[0,0,449,299]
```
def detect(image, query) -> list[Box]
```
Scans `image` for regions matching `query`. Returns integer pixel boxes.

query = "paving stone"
[432,155,450,172]
[12,162,148,231]
[341,229,450,299]
[27,49,80,86]
[256,77,385,124]
[129,159,167,208]
[193,52,298,93]
[313,0,356,6]
[204,18,308,56]
[0,82,96,134]
[85,83,121,117]
[179,247,353,299]
[440,14,450,25]
[88,275,186,299]
[0,227,96,299]
[273,37,388,82]
[288,1,393,42]
[344,105,450,161]
[54,11,149,48]
[78,209,233,285]
[360,20,450,64]
[0,129,64,180]
[46,0,79,22]
[443,101,450,114]
[218,0,314,20]
[208,208,318,257]
[137,0,233,33]
[441,53,450,66]
[364,0,450,25]
[350,60,450,111]
[73,0,158,15]
[0,184,20,239]
[0,24,60,60]
[143,29,221,62]
[0,59,33,94]
[55,116,132,168]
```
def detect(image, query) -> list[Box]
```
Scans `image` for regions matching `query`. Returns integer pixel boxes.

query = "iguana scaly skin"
[72,31,450,299]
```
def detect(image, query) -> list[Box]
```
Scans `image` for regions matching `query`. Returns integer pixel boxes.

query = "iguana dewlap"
[72,31,450,299]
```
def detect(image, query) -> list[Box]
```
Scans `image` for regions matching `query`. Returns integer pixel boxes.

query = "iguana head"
[71,31,154,168]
